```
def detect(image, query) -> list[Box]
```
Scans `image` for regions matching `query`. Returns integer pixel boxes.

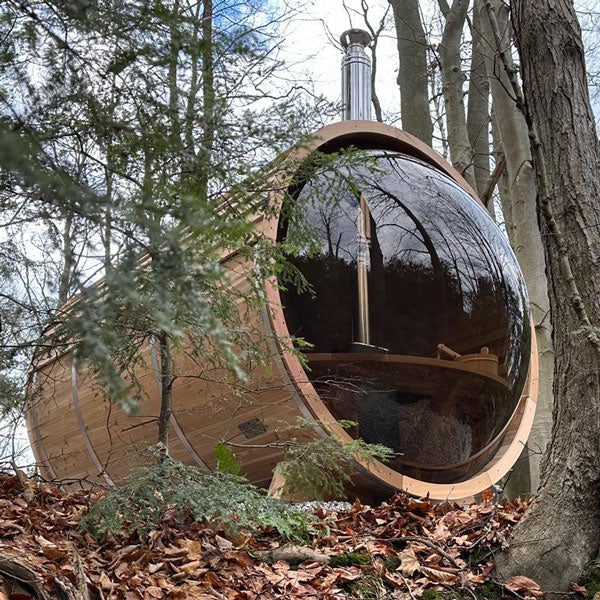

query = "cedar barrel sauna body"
[27,31,538,500]
[26,120,538,501]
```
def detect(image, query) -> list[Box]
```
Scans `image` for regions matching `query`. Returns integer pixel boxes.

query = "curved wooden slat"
[25,372,58,480]
[70,357,116,487]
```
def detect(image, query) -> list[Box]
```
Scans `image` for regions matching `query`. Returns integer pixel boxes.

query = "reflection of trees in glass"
[278,151,531,482]
[282,153,530,371]
[357,154,530,390]
[282,253,356,353]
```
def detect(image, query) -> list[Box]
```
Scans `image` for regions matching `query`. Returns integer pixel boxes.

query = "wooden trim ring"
[262,120,539,500]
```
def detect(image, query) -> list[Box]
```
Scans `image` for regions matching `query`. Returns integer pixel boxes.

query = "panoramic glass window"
[278,151,531,483]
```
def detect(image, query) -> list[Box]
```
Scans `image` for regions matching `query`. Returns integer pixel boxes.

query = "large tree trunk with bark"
[389,0,433,145]
[478,0,553,498]
[496,0,600,589]
[437,0,476,189]
[467,0,490,198]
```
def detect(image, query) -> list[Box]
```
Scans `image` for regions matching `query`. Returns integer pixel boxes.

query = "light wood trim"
[70,357,116,488]
[306,352,510,388]
[24,372,57,480]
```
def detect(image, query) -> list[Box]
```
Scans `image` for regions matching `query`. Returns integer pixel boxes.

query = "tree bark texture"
[478,0,553,498]
[437,0,476,189]
[199,0,215,202]
[467,0,490,198]
[57,212,73,307]
[157,331,173,450]
[389,0,433,145]
[496,0,600,589]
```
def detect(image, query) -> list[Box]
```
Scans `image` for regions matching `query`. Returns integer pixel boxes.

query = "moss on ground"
[420,582,502,600]
[421,589,460,600]
[574,558,600,597]
[473,582,503,600]
[330,552,372,567]
[381,555,401,572]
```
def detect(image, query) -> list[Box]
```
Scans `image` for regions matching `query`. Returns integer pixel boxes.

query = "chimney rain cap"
[340,28,372,49]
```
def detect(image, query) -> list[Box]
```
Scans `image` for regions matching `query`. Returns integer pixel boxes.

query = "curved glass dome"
[278,151,531,483]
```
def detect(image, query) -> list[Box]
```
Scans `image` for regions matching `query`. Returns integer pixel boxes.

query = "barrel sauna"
[26,120,538,500]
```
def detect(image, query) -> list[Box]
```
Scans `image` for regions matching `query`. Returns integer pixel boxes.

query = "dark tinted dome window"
[279,151,531,483]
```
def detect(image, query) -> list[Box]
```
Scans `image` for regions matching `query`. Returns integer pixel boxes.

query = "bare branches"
[356,0,391,122]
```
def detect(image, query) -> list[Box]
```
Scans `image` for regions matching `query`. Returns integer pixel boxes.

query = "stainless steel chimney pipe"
[340,29,375,349]
[340,29,373,121]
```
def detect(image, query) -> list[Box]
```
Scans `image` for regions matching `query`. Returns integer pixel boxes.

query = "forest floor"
[0,474,581,600]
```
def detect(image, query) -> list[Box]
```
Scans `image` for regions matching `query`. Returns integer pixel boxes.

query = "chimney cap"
[340,28,372,49]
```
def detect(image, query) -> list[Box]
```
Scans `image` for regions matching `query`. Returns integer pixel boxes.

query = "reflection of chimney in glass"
[356,194,372,345]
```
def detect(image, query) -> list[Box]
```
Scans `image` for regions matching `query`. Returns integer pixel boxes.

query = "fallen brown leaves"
[0,474,536,599]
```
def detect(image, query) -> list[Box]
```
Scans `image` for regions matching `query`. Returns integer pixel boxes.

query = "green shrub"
[276,419,395,500]
[81,456,316,541]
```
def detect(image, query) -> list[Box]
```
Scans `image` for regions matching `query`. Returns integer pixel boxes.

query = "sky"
[279,0,404,126]
[275,0,600,137]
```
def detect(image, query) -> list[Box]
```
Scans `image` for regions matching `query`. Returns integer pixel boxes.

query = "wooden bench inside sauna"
[26,29,537,501]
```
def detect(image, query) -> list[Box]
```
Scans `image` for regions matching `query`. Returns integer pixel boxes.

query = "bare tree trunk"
[430,62,449,159]
[199,0,214,202]
[467,0,490,197]
[102,54,119,274]
[103,178,112,274]
[157,330,173,450]
[389,0,433,145]
[103,136,114,274]
[168,0,181,151]
[495,0,600,589]
[437,0,476,189]
[57,212,73,307]
[478,0,553,498]
[184,0,202,160]
[140,137,173,454]
[490,109,513,235]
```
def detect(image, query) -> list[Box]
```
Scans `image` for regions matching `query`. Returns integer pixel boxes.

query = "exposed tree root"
[252,544,330,565]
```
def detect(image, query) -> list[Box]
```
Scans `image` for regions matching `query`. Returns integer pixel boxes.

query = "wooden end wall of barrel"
[26,121,538,501]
